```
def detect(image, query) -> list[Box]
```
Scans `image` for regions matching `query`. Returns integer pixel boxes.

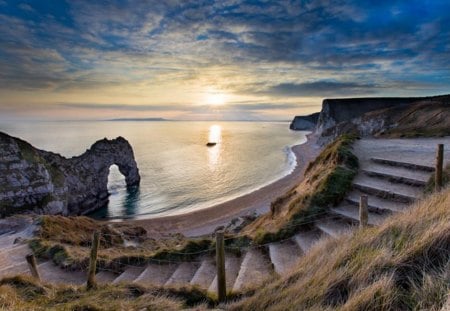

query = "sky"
[0,0,449,121]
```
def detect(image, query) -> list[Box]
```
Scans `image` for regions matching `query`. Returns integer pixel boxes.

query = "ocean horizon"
[0,120,306,219]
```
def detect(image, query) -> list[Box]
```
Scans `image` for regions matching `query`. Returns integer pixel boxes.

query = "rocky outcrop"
[0,132,140,216]
[315,94,450,143]
[289,112,319,131]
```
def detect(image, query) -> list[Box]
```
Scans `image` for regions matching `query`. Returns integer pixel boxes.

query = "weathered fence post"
[216,230,226,302]
[359,195,368,228]
[87,231,100,290]
[25,254,40,281]
[436,144,444,192]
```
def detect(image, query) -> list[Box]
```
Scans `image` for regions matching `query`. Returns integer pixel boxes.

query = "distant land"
[106,117,168,122]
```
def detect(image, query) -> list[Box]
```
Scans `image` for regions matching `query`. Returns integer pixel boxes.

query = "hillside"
[231,186,450,311]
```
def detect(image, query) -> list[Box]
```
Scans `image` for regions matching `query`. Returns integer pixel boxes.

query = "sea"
[0,121,307,219]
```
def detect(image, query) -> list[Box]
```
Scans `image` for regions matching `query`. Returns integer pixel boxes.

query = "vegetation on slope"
[425,163,450,194]
[243,134,358,244]
[0,275,212,310]
[231,187,450,311]
[29,216,214,272]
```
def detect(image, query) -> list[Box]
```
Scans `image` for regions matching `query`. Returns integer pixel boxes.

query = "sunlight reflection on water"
[208,124,222,169]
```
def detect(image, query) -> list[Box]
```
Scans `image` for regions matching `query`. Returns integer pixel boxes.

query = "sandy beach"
[126,133,322,237]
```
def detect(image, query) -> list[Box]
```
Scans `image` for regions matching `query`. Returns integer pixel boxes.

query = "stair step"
[371,158,435,172]
[0,244,31,268]
[293,230,321,253]
[331,205,386,226]
[362,163,430,187]
[346,190,409,213]
[190,258,216,289]
[38,261,86,285]
[113,266,146,284]
[232,249,272,292]
[208,253,241,294]
[134,263,178,286]
[268,240,303,275]
[0,261,30,278]
[165,262,200,286]
[95,271,118,284]
[352,176,422,203]
[316,219,352,238]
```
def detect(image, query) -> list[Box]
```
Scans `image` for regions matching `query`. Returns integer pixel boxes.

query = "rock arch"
[0,132,141,216]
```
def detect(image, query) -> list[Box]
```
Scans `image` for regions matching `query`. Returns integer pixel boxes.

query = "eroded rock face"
[289,112,320,131]
[0,132,140,216]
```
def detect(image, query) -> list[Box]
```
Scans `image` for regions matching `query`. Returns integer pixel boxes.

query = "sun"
[205,91,227,106]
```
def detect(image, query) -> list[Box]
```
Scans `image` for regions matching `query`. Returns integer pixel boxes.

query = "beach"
[126,133,322,237]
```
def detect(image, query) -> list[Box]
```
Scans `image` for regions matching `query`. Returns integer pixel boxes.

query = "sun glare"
[205,91,227,106]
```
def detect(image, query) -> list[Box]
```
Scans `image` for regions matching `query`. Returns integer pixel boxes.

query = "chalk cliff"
[314,94,450,143]
[0,132,140,216]
[289,112,320,131]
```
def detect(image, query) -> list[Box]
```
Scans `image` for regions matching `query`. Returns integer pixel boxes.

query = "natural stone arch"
[0,132,140,216]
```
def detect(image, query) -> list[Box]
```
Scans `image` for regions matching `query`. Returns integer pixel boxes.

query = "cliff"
[315,94,450,143]
[0,132,140,216]
[289,112,320,131]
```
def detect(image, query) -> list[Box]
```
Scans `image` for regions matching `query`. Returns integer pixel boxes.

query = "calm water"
[0,121,306,219]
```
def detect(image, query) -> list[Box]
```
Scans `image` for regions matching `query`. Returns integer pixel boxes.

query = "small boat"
[206,142,217,147]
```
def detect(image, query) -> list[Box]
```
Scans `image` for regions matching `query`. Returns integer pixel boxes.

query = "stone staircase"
[0,138,448,294]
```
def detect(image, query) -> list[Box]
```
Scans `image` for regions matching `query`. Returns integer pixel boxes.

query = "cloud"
[265,81,377,97]
[0,0,449,120]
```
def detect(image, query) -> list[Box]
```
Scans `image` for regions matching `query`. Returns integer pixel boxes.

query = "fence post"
[359,195,368,228]
[216,230,226,302]
[436,144,444,192]
[87,231,100,290]
[25,254,40,281]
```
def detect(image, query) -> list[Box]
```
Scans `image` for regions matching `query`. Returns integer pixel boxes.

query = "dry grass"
[29,216,214,272]
[0,275,212,310]
[230,187,450,311]
[243,135,358,243]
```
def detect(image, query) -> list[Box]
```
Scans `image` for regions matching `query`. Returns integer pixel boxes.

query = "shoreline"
[125,132,322,237]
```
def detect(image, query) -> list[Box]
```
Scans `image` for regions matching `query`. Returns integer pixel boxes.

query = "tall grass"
[231,187,450,311]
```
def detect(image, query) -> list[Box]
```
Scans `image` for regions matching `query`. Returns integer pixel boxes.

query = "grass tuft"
[230,187,450,311]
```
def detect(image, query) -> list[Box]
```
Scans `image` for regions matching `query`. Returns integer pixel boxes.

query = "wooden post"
[25,254,40,281]
[215,230,226,302]
[436,144,444,192]
[87,231,100,290]
[359,195,368,228]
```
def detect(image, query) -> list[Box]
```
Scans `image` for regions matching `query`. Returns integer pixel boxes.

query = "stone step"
[331,205,386,226]
[112,266,146,284]
[268,240,303,275]
[293,230,321,253]
[134,263,178,286]
[362,163,430,187]
[0,244,30,268]
[164,262,200,286]
[95,270,118,284]
[208,253,241,294]
[38,261,86,285]
[0,261,30,279]
[346,190,409,213]
[232,248,273,292]
[371,157,435,173]
[190,258,216,289]
[352,175,422,203]
[315,219,352,238]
